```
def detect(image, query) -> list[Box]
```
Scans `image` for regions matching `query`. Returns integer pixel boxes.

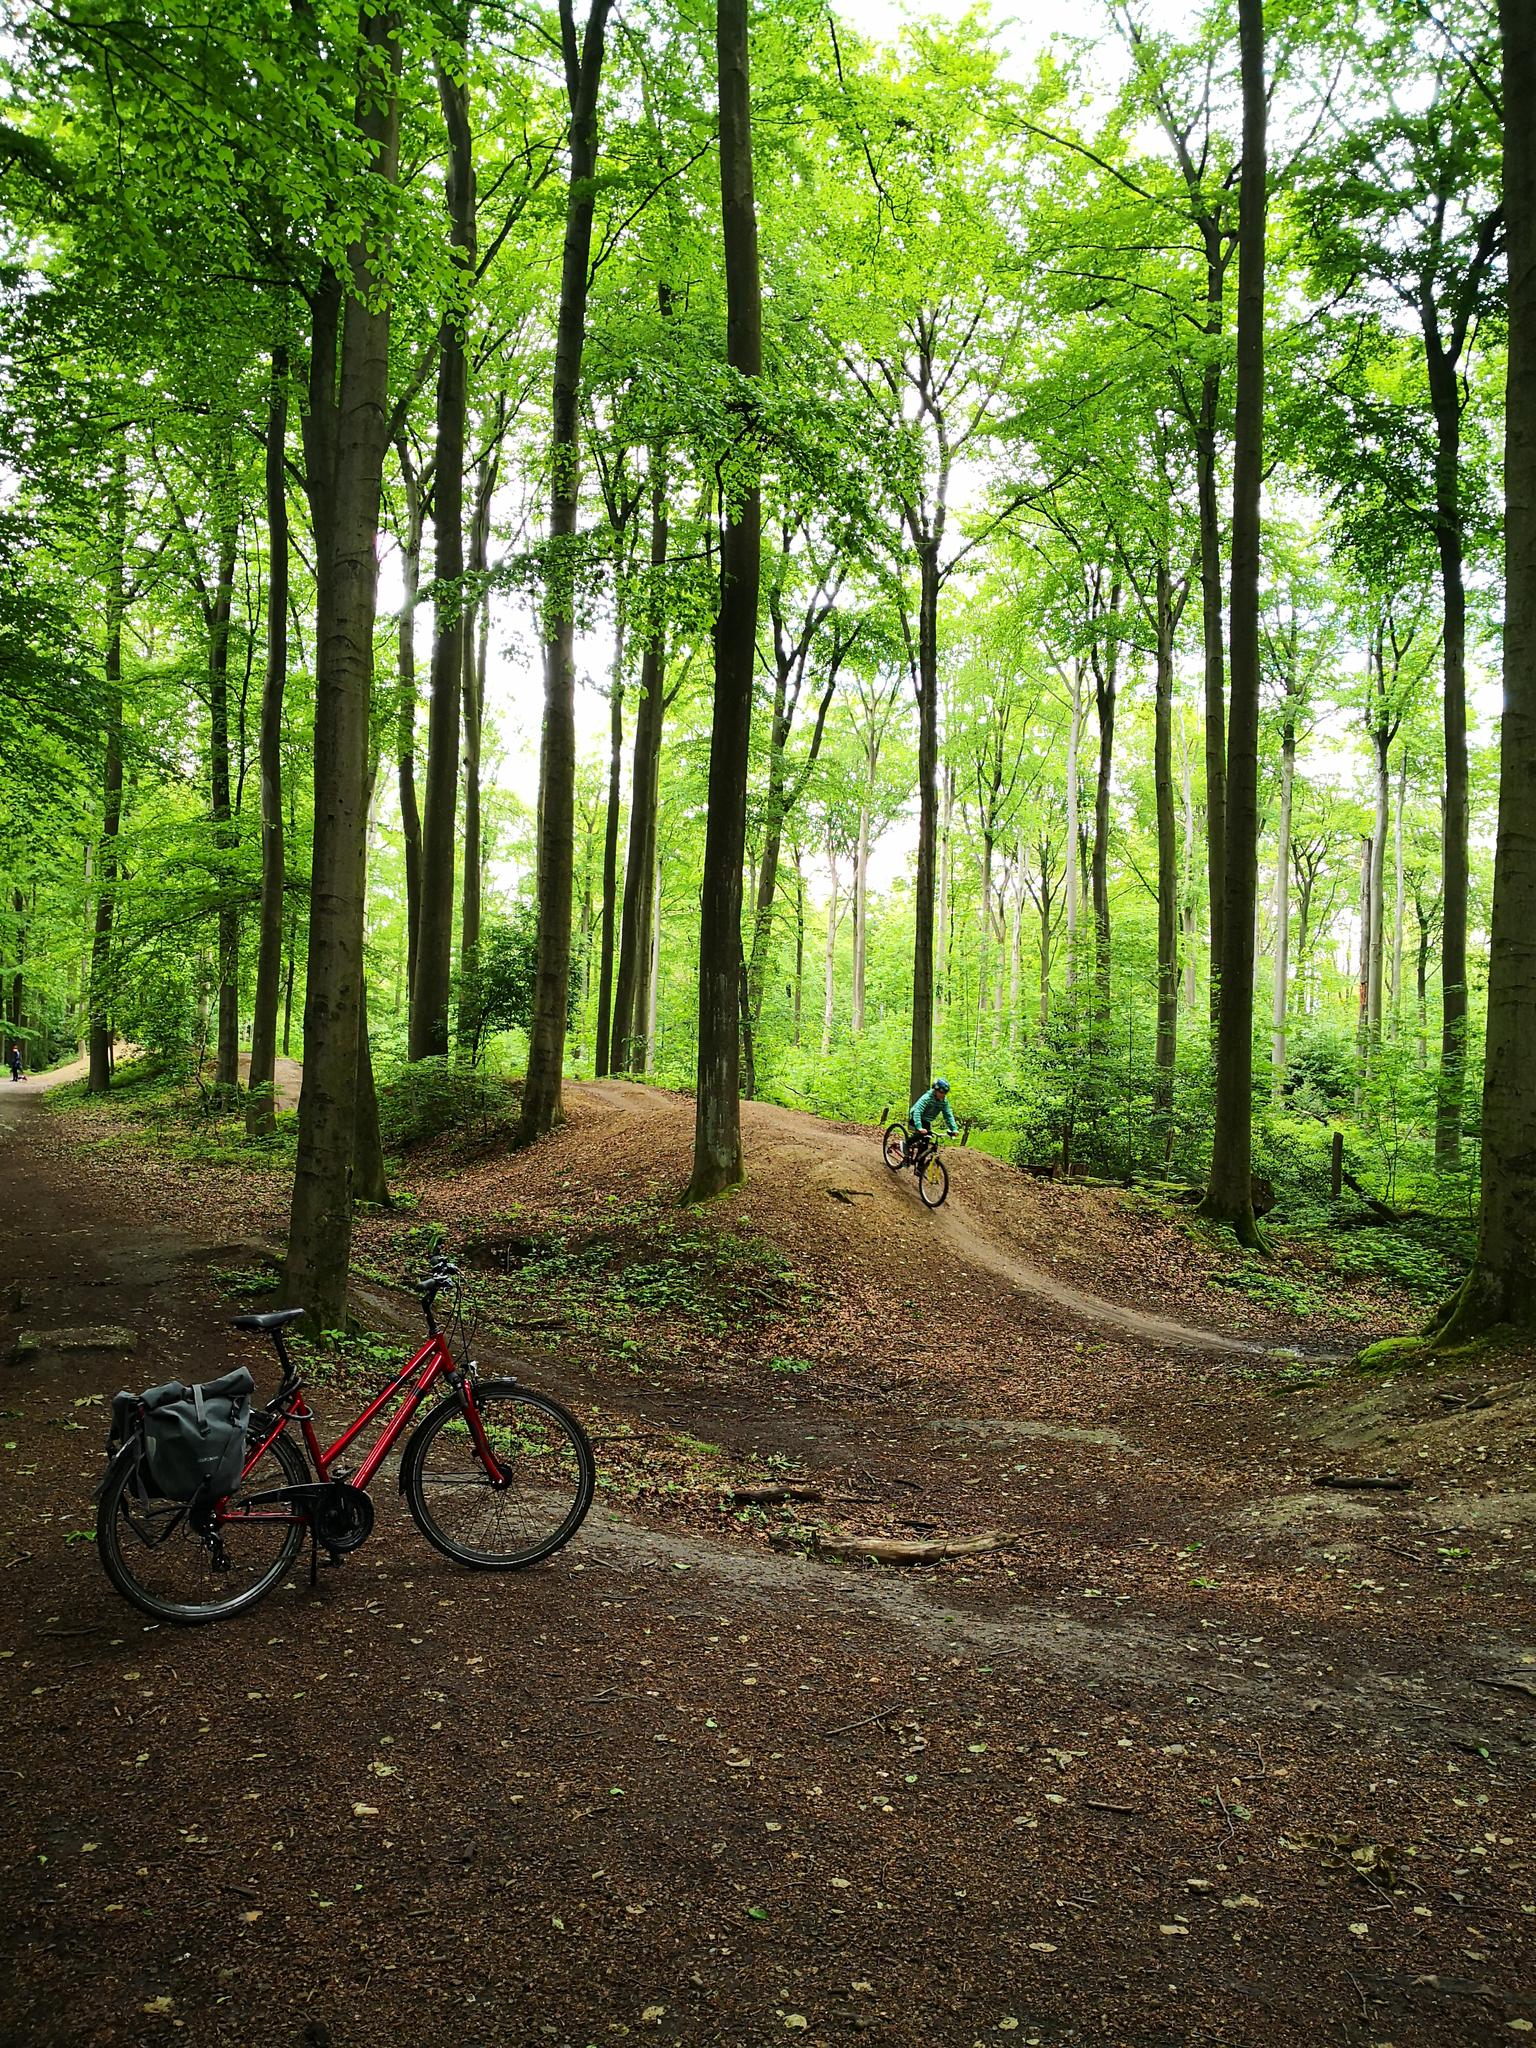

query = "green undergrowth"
[375,1058,521,1152]
[457,1197,818,1376]
[47,1054,299,1170]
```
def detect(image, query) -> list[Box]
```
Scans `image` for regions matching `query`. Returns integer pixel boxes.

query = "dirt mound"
[439,1079,1353,1359]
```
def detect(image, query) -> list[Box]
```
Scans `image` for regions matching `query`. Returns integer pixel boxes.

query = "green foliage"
[374,1059,520,1152]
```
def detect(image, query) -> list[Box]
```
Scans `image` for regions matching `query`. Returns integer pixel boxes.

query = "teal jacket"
[910,1087,957,1136]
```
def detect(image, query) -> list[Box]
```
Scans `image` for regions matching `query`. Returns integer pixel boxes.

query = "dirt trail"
[3,1086,1535,2047]
[5,1046,301,1110]
[581,1080,1303,1359]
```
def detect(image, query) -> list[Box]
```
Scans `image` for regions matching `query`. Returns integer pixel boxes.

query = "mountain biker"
[908,1078,957,1164]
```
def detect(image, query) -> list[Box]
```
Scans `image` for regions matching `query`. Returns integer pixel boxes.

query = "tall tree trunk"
[1270,708,1295,1091]
[1391,750,1407,1033]
[284,10,402,1331]
[1065,658,1083,987]
[208,466,241,1099]
[1091,580,1120,1013]
[1368,728,1390,1047]
[353,978,388,1206]
[88,447,127,1094]
[1416,895,1431,1066]
[612,451,668,1072]
[593,593,627,1077]
[687,0,760,1201]
[411,40,476,1063]
[1009,866,1023,1052]
[1200,0,1265,1245]
[456,459,493,1058]
[248,348,289,1139]
[792,855,804,1045]
[821,868,840,1058]
[1428,349,1470,1165]
[1153,567,1178,1122]
[351,757,390,1207]
[1197,328,1228,1024]
[394,441,425,1005]
[646,856,662,1059]
[1435,0,1536,1331]
[521,0,616,1139]
[909,541,941,1101]
[282,891,297,1058]
[1037,849,1053,1031]
[853,756,872,1035]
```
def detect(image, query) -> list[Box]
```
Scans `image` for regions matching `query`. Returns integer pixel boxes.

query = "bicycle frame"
[221,1330,503,1525]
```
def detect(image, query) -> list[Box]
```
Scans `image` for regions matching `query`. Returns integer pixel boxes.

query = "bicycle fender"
[92,1437,143,1506]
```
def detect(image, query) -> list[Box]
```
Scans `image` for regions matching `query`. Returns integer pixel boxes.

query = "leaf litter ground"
[0,1075,1532,2046]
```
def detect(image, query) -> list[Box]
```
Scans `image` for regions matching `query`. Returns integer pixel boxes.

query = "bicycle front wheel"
[403,1379,595,1570]
[918,1153,949,1208]
[882,1123,908,1169]
[96,1429,309,1626]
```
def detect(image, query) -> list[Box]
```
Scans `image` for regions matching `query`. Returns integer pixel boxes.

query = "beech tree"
[1435,0,1534,1338]
[687,0,762,1203]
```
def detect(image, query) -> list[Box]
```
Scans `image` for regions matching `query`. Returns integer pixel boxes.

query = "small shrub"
[375,1058,519,1150]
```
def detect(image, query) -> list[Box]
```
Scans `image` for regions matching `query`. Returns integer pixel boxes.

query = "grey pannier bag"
[138,1369,256,1501]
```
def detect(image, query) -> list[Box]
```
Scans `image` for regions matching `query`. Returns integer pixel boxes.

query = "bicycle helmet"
[933,1077,950,1092]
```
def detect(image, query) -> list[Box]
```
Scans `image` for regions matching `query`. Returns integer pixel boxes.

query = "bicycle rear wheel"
[882,1123,908,1170]
[96,1430,308,1626]
[918,1153,949,1208]
[403,1379,595,1569]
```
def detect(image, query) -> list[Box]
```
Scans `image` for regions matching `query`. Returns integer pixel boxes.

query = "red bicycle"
[95,1257,595,1625]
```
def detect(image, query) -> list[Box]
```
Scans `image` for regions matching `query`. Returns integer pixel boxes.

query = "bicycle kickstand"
[307,1520,347,1587]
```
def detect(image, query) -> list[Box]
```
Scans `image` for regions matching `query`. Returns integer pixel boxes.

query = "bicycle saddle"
[231,1308,307,1333]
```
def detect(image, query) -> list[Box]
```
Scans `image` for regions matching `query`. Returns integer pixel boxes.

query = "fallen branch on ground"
[812,1529,1010,1565]
[1315,1472,1413,1491]
[728,1482,824,1505]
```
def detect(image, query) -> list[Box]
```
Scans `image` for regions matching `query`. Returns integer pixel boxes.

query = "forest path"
[3,1086,1535,2048]
[4,1047,300,1110]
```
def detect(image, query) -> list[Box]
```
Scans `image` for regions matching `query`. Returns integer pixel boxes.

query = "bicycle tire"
[918,1154,949,1208]
[96,1428,309,1626]
[402,1379,595,1570]
[882,1123,908,1170]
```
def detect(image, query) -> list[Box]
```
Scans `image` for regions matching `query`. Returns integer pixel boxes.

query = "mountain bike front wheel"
[403,1380,595,1570]
[918,1154,949,1208]
[96,1429,309,1626]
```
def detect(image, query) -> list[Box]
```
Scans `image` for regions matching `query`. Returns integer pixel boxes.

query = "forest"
[1,0,1532,1346]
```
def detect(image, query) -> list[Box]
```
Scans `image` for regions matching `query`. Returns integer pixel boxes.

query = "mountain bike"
[881,1121,950,1208]
[95,1257,595,1626]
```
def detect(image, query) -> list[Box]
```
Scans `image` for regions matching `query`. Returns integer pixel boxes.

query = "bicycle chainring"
[314,1481,375,1554]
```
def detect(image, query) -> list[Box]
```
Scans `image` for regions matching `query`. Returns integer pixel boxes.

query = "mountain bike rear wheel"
[97,1430,309,1626]
[918,1154,949,1208]
[882,1124,908,1169]
[403,1380,595,1569]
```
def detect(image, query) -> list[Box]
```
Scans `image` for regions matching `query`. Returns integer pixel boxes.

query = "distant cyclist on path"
[908,1077,957,1164]
[7,1044,21,1083]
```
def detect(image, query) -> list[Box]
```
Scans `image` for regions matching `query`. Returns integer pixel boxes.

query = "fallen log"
[813,1530,1010,1565]
[1315,1472,1413,1492]
[728,1483,824,1506]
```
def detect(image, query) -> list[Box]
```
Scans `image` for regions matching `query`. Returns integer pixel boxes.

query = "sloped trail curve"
[583,1080,1311,1361]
